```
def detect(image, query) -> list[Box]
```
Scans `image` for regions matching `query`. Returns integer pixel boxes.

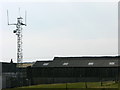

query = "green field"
[3,81,119,90]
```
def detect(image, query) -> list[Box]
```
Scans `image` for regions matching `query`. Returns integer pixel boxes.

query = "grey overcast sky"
[0,0,118,62]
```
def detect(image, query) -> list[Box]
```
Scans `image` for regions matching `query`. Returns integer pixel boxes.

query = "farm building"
[27,56,119,85]
[2,60,34,88]
[1,56,120,88]
[2,60,17,88]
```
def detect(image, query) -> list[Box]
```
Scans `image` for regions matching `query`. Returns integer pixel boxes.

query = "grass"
[2,81,119,90]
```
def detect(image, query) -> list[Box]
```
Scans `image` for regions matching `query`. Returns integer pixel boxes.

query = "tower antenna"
[7,9,26,67]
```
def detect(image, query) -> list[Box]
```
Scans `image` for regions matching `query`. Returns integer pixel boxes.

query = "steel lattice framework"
[7,10,26,67]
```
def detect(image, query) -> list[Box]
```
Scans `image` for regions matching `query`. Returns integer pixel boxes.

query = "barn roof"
[32,56,119,67]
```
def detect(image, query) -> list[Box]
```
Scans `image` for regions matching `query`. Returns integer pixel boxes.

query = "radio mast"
[7,9,27,67]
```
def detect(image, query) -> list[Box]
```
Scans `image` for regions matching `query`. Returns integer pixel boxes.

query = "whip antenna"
[25,10,27,26]
[19,8,21,17]
[7,10,9,25]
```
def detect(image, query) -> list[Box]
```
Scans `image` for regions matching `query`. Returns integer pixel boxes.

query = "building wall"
[27,67,119,85]
[2,69,29,89]
[0,76,2,89]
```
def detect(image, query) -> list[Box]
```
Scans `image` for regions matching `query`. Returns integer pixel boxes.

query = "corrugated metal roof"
[32,56,119,67]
